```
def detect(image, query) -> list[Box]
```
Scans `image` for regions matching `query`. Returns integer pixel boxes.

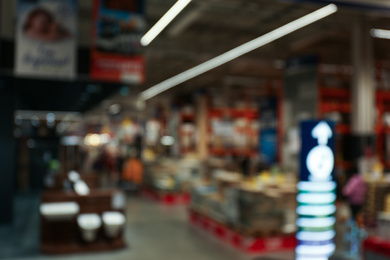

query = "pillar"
[350,20,376,161]
[196,94,208,161]
[0,86,16,224]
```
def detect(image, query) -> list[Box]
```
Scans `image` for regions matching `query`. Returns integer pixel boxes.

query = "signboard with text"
[296,120,337,260]
[90,0,145,83]
[15,0,77,78]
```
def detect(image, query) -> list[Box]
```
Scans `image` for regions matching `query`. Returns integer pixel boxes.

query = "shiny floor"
[0,194,294,260]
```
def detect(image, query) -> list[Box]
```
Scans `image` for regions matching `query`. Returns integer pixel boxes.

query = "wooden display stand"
[188,208,296,254]
[141,186,190,205]
[40,189,126,254]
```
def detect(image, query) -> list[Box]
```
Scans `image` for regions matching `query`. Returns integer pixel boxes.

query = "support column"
[0,86,16,224]
[351,20,376,160]
[196,94,208,161]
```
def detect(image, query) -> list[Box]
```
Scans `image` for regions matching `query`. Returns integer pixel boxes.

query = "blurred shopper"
[240,156,250,177]
[121,149,143,194]
[343,166,367,221]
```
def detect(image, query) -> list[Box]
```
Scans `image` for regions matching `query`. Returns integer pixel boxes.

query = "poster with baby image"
[15,0,77,78]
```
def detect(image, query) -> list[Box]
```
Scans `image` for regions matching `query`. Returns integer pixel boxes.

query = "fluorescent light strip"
[297,181,336,192]
[297,205,336,216]
[139,4,338,100]
[297,230,335,241]
[296,243,335,256]
[141,0,192,46]
[297,217,336,228]
[371,29,390,40]
[297,193,336,204]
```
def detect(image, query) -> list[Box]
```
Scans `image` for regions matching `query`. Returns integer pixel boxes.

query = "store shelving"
[318,65,352,171]
[375,91,390,168]
[178,107,197,155]
[207,107,259,158]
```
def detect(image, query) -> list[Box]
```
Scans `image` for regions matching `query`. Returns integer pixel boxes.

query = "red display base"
[189,209,296,255]
[141,187,190,205]
[364,236,390,259]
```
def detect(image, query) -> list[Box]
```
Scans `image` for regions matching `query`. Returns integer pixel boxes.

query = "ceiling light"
[140,0,192,46]
[371,28,390,39]
[139,4,337,101]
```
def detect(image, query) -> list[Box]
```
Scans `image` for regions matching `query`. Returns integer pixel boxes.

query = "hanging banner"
[15,0,77,78]
[90,0,145,83]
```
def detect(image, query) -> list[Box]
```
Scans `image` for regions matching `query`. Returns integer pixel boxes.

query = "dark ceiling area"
[1,75,122,112]
[2,0,390,113]
[0,39,124,112]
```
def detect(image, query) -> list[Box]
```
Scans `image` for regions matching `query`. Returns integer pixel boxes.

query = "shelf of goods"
[376,91,390,168]
[189,171,297,254]
[318,64,352,171]
[179,108,196,155]
[319,87,351,171]
[363,181,390,225]
[208,108,260,158]
[142,158,202,205]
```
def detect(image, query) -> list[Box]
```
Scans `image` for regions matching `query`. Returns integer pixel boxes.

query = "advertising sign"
[259,128,277,165]
[296,120,336,260]
[91,0,145,83]
[15,0,77,78]
[259,98,278,165]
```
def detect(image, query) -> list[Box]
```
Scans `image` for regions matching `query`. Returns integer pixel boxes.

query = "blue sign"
[260,128,277,165]
[300,120,335,182]
[296,120,337,260]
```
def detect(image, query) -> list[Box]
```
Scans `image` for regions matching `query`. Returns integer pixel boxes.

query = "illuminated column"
[296,121,336,260]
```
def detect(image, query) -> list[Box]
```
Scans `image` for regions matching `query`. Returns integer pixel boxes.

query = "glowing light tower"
[296,121,336,260]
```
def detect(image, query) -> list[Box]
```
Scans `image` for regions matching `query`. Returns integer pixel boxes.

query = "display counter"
[189,170,297,254]
[364,236,390,260]
[189,208,296,254]
[141,186,190,205]
[40,189,126,254]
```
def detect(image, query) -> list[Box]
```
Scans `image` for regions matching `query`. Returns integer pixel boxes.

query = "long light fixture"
[371,28,390,39]
[141,0,192,46]
[139,4,338,101]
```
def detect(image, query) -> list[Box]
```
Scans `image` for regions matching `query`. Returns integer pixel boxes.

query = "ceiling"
[1,0,390,113]
[106,0,390,109]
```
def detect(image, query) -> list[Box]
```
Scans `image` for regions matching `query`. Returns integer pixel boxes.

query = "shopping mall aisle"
[8,196,293,260]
